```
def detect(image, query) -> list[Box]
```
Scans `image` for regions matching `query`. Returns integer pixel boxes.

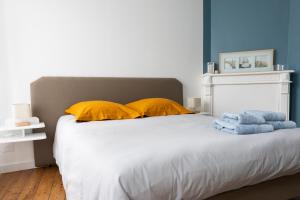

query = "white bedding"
[54,114,300,200]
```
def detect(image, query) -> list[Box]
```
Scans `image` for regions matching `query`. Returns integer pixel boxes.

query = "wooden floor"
[1,167,300,200]
[0,167,66,200]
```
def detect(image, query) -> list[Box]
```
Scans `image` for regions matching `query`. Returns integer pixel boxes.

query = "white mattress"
[54,114,300,200]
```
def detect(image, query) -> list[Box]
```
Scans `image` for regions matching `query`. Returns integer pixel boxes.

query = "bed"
[31,77,300,200]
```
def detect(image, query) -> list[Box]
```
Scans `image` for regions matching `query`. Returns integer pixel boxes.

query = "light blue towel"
[222,112,266,124]
[213,119,274,135]
[245,110,286,121]
[267,121,297,130]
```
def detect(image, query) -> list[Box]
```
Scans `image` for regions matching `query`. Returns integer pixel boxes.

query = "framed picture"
[219,49,274,73]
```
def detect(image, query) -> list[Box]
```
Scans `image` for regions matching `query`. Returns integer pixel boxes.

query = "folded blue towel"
[222,112,266,124]
[267,121,297,130]
[245,110,286,121]
[213,119,274,135]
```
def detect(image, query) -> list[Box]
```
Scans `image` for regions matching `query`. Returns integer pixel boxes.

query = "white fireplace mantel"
[201,70,294,119]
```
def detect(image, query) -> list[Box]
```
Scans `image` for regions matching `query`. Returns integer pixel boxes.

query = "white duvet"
[54,114,300,200]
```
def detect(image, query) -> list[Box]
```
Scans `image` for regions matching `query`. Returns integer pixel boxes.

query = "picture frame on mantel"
[219,49,274,73]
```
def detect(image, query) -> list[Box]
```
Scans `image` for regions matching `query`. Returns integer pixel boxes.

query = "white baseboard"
[0,160,35,173]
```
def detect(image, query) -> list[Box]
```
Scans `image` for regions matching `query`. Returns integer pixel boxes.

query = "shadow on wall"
[290,73,299,127]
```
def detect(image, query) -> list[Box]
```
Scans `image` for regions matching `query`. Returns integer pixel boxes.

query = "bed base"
[207,172,300,200]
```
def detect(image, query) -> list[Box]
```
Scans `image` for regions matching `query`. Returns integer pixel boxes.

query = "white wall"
[0,0,10,123]
[0,0,203,172]
[0,60,10,124]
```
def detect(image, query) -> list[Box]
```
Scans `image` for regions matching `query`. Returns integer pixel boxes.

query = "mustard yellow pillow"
[126,98,192,117]
[65,101,141,121]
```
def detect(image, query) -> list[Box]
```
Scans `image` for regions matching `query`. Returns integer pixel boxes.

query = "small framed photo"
[219,49,274,73]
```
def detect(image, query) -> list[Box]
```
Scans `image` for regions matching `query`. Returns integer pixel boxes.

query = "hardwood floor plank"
[0,167,66,200]
[1,170,33,200]
[0,173,10,198]
[0,173,8,196]
[49,169,66,200]
[0,171,23,199]
[18,168,45,200]
[32,167,58,200]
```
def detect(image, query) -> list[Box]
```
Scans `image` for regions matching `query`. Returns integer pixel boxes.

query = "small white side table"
[0,123,47,144]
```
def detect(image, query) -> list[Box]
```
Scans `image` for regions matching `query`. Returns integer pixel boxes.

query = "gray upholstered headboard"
[31,77,183,167]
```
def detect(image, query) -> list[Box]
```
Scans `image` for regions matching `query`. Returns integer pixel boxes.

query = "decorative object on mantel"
[187,97,201,113]
[201,70,294,118]
[219,49,274,73]
[274,64,287,71]
[207,62,215,74]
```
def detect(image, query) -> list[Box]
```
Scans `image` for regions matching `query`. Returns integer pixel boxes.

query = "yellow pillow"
[65,101,141,121]
[126,98,192,117]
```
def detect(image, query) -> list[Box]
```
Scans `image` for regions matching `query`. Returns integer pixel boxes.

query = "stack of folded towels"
[213,110,297,135]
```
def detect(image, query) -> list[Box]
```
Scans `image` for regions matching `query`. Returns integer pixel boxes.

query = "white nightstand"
[0,123,47,144]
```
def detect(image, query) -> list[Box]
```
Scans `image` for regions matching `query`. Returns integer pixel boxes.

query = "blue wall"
[203,0,211,72]
[204,0,300,125]
[288,0,300,125]
[209,0,290,65]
